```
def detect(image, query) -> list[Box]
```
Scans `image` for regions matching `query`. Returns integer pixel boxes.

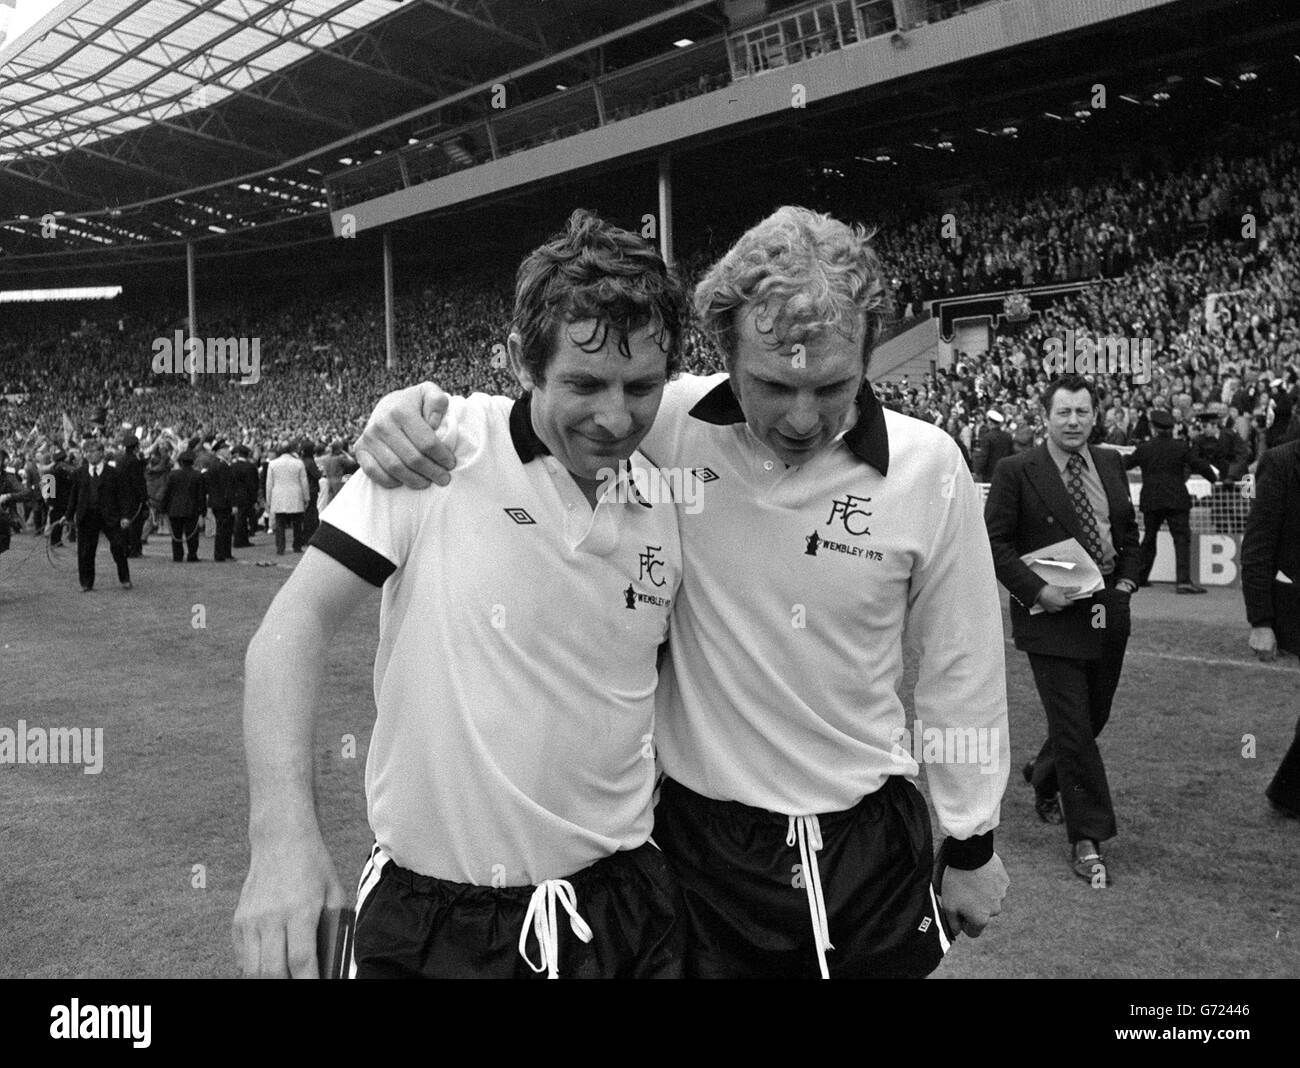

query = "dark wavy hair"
[1041,373,1098,412]
[512,209,689,386]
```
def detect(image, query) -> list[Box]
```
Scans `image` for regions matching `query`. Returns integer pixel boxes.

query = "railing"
[327,0,1011,211]
[328,39,731,211]
[973,475,1258,536]
[728,0,897,79]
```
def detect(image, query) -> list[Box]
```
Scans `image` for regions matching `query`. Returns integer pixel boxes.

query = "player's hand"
[939,853,1009,938]
[356,383,456,489]
[119,518,130,529]
[1035,584,1079,612]
[233,831,345,978]
[1249,626,1278,662]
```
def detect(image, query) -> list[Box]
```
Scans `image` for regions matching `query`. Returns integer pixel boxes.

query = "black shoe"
[1176,584,1207,594]
[80,586,93,593]
[1034,793,1064,824]
[1071,843,1112,887]
[1269,797,1300,820]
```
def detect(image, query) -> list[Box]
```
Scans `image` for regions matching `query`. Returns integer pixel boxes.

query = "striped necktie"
[1065,452,1105,565]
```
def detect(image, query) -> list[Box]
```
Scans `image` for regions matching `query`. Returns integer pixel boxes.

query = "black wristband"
[939,830,994,871]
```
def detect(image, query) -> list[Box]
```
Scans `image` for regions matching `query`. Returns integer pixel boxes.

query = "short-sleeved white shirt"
[640,374,1008,838]
[314,392,681,884]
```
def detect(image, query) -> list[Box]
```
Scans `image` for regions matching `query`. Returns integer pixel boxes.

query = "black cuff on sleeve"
[310,521,395,587]
[939,831,994,871]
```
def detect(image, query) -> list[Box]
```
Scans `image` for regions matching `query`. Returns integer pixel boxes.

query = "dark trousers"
[126,504,145,557]
[233,504,254,547]
[1025,592,1131,844]
[274,512,303,553]
[76,512,130,589]
[1268,720,1300,816]
[212,508,234,560]
[48,502,66,546]
[1139,507,1192,585]
[302,500,319,544]
[170,515,201,561]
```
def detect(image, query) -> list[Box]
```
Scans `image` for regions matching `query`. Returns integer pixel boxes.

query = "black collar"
[509,392,551,464]
[687,376,890,475]
[508,392,647,503]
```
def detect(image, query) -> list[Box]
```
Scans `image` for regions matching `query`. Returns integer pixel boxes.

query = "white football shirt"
[314,392,681,884]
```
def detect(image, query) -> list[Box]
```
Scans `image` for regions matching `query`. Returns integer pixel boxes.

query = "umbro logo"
[691,467,719,483]
[504,508,535,525]
[918,917,932,933]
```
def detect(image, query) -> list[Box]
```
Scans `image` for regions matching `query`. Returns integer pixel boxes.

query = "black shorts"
[652,775,955,978]
[351,841,684,979]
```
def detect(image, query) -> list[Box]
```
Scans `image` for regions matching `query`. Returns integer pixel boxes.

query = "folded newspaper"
[1020,537,1105,615]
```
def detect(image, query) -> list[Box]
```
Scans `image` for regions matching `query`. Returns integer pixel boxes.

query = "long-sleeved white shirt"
[641,374,1008,840]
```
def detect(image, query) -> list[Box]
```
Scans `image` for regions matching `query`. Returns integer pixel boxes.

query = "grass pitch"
[0,529,1295,979]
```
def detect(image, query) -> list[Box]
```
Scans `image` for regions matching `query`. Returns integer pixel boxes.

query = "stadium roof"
[0,0,713,268]
[1,0,411,159]
[2,0,1295,281]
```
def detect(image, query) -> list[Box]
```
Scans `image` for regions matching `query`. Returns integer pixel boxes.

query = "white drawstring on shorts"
[787,814,834,979]
[518,879,594,979]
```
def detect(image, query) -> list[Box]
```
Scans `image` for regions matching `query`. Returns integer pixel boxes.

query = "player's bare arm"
[233,549,374,977]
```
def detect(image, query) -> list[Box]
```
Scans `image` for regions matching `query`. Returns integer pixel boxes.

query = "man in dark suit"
[231,445,260,547]
[974,409,1014,483]
[985,374,1141,887]
[0,448,37,559]
[299,438,322,544]
[1241,437,1300,819]
[204,440,237,562]
[116,433,149,558]
[1123,409,1218,593]
[65,438,133,592]
[161,450,207,563]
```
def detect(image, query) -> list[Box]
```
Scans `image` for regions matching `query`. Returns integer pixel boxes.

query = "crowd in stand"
[874,139,1300,476]
[4,134,1300,559]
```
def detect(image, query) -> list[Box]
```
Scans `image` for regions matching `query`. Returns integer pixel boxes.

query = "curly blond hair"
[694,206,891,367]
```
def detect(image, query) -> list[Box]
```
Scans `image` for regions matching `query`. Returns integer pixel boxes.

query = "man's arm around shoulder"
[233,548,375,977]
